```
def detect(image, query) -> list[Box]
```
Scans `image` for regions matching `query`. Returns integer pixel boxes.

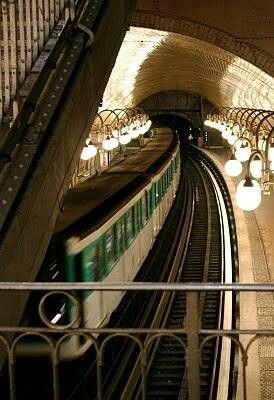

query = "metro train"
[19,128,181,359]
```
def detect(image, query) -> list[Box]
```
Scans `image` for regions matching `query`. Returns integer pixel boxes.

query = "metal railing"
[0,0,80,126]
[0,282,273,400]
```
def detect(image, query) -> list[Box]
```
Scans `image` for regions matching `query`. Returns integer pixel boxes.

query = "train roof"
[107,128,177,175]
[54,173,148,237]
[54,127,178,239]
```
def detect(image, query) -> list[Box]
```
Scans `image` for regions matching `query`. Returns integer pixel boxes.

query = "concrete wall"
[0,0,136,327]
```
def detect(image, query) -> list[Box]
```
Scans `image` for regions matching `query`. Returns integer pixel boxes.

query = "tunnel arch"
[132,4,274,77]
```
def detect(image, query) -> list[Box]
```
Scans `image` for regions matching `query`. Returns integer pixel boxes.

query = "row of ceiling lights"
[204,113,274,211]
[80,108,152,161]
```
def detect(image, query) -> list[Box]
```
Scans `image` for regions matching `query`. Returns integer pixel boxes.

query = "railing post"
[186,291,200,400]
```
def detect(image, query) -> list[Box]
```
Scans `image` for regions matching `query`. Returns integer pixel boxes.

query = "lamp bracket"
[77,23,94,48]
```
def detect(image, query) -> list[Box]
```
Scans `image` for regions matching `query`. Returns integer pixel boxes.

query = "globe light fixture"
[130,128,140,139]
[236,177,262,211]
[112,128,119,138]
[119,133,131,145]
[145,119,152,131]
[80,145,93,160]
[110,136,119,149]
[102,136,114,151]
[222,128,230,140]
[250,157,263,179]
[81,139,98,160]
[268,143,274,162]
[235,144,252,162]
[227,132,238,145]
[204,119,211,127]
[224,156,242,177]
[88,144,98,158]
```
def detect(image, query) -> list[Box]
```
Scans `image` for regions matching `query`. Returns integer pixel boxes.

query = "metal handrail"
[0,287,273,400]
[0,282,273,291]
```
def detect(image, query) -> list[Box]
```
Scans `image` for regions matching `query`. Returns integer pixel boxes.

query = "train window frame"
[141,194,148,224]
[157,179,161,202]
[104,226,118,273]
[138,199,143,229]
[116,217,125,256]
[152,182,158,208]
[125,208,135,246]
[81,239,102,297]
[149,186,154,213]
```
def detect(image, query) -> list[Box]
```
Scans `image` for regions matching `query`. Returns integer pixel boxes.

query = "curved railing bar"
[113,108,131,122]
[252,113,274,148]
[246,149,265,179]
[93,112,104,127]
[244,109,261,129]
[250,111,273,133]
[98,109,120,126]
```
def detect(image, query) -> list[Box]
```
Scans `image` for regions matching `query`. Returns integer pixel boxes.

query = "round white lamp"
[102,136,114,151]
[110,137,119,149]
[236,177,261,211]
[224,158,242,177]
[268,144,274,162]
[235,145,252,162]
[119,133,131,145]
[250,158,263,178]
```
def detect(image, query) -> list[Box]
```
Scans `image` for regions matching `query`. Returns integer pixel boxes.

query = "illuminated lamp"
[235,144,252,162]
[110,137,119,149]
[224,155,242,177]
[119,133,131,145]
[250,157,263,179]
[102,136,114,151]
[236,177,261,211]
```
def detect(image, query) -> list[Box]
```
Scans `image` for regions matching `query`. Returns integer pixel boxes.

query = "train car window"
[164,171,167,192]
[147,190,151,216]
[117,218,125,255]
[105,227,117,271]
[126,210,134,245]
[142,195,148,223]
[136,200,142,229]
[149,187,154,213]
[82,244,95,282]
[65,254,77,282]
[155,181,159,205]
[134,202,140,232]
[97,239,105,279]
[151,183,156,209]
[81,241,101,296]
[157,180,161,202]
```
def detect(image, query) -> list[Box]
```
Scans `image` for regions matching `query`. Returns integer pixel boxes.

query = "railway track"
[99,149,237,400]
[11,147,238,400]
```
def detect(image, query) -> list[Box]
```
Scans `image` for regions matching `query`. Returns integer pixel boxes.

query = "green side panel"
[65,254,77,282]
[81,244,93,297]
[82,244,94,282]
